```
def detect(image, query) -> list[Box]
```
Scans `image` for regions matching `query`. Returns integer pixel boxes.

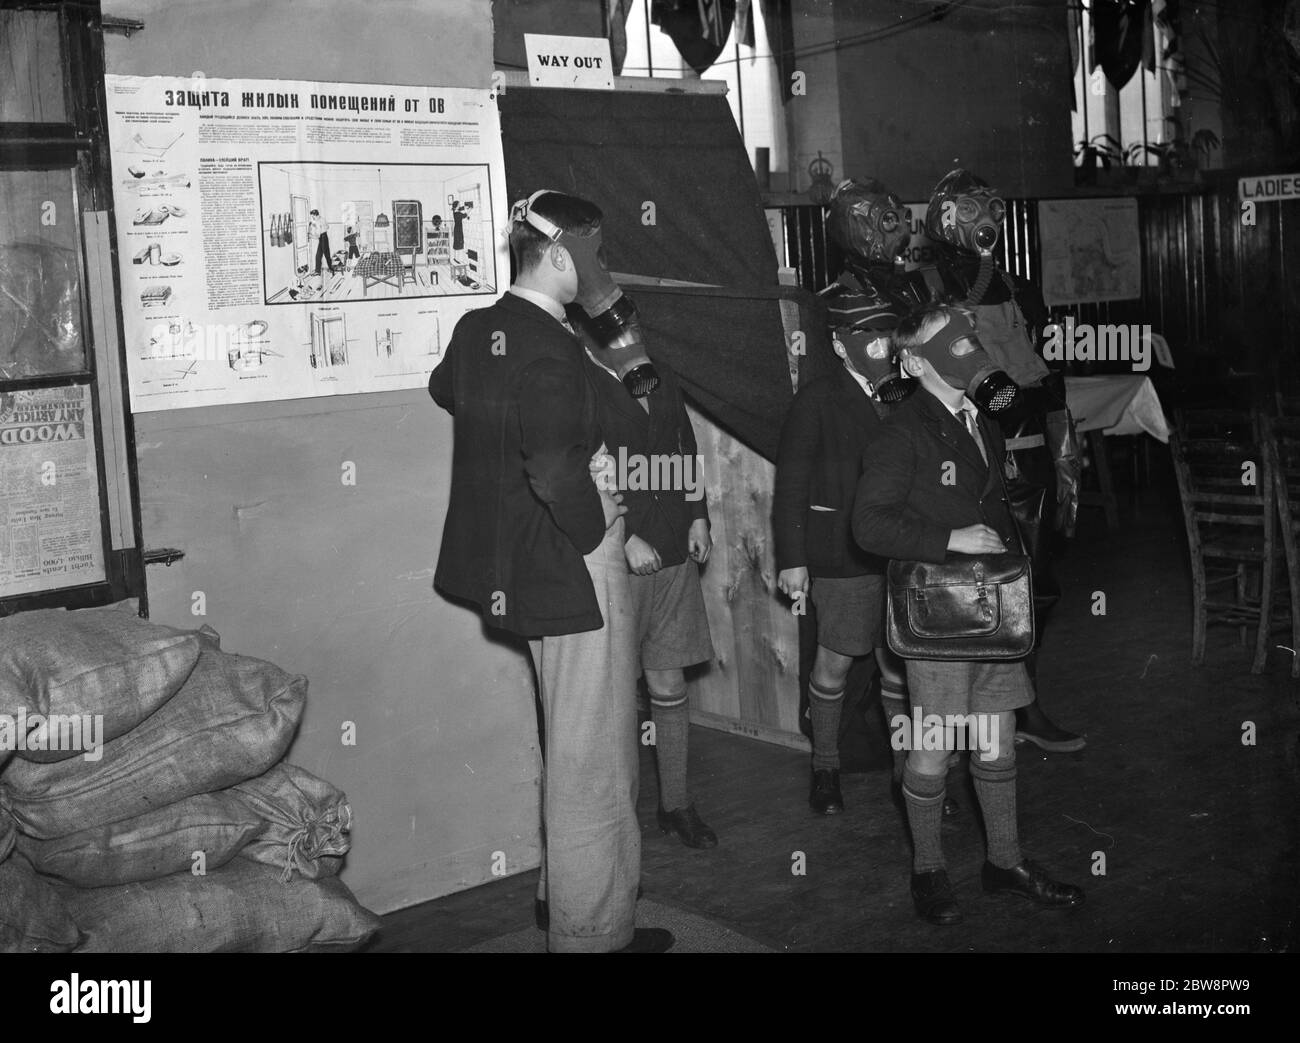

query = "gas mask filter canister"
[510,190,659,397]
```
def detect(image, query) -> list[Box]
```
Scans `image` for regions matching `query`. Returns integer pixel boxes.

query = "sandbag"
[0,645,306,838]
[0,805,15,863]
[16,792,265,887]
[60,858,381,953]
[0,850,81,953]
[0,602,201,765]
[229,762,351,881]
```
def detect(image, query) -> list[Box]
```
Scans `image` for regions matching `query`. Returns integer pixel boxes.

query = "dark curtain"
[499,86,836,460]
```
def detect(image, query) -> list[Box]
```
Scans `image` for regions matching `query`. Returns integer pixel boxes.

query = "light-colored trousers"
[528,517,640,953]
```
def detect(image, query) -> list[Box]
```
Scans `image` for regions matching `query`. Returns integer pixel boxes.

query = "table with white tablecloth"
[1065,375,1172,530]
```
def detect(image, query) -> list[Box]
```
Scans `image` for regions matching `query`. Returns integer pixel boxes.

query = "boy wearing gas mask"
[430,190,670,954]
[776,178,934,816]
[577,316,717,850]
[919,169,1085,754]
[852,302,1085,925]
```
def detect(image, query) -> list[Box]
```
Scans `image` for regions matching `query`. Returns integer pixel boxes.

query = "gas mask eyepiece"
[512,190,660,397]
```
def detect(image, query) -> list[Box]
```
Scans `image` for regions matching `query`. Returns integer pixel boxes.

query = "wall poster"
[1037,197,1141,307]
[103,76,508,412]
[0,384,106,598]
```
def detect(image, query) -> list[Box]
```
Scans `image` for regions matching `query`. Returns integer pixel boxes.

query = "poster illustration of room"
[258,162,496,304]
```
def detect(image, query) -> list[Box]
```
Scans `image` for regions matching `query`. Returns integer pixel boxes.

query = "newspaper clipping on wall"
[0,385,106,598]
[103,75,509,412]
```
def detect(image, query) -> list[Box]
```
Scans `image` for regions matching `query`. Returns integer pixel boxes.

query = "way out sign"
[1238,173,1300,203]
[524,34,615,90]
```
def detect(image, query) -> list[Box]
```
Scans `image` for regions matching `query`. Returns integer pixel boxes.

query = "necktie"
[961,405,988,467]
[559,316,576,336]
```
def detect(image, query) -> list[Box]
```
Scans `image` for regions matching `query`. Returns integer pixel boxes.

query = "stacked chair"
[1268,394,1300,678]
[1169,407,1278,674]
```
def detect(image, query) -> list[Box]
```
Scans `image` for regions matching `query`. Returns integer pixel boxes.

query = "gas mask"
[905,310,1020,415]
[834,327,912,403]
[826,178,911,266]
[511,190,659,397]
[924,169,1006,303]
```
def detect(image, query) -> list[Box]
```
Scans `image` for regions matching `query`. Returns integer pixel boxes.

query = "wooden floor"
[368,462,1300,954]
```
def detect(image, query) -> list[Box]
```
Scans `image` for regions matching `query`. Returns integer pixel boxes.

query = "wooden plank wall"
[686,403,805,750]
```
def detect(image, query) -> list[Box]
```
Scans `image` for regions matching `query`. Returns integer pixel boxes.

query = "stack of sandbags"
[0,603,379,953]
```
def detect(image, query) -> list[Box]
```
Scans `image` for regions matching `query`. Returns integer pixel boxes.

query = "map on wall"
[1037,197,1141,307]
[103,75,508,412]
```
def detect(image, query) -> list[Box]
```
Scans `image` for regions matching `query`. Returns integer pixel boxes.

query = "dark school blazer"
[774,365,888,578]
[584,354,708,569]
[852,386,1018,566]
[430,292,607,637]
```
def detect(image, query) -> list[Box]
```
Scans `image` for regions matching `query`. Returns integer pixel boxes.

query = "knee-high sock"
[881,676,909,784]
[809,679,844,771]
[902,763,946,873]
[970,754,1021,869]
[649,686,690,812]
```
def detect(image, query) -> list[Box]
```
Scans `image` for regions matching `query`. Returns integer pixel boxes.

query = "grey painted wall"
[105,0,541,913]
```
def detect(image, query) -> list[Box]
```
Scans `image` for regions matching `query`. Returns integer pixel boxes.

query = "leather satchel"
[886,439,1035,659]
[886,552,1035,661]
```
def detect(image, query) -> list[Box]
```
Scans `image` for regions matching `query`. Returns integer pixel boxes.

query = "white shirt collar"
[509,285,566,322]
[943,394,979,419]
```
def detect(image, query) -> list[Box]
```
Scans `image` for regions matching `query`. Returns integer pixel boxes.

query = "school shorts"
[810,574,885,657]
[903,658,1035,716]
[627,560,714,671]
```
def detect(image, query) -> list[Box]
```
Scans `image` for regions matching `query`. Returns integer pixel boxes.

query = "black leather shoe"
[657,804,718,848]
[1014,726,1087,753]
[809,769,844,815]
[891,782,960,817]
[981,860,1085,907]
[616,928,674,953]
[910,869,963,925]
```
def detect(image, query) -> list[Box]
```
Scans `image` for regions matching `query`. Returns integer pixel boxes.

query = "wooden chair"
[1269,396,1300,677]
[1170,407,1277,674]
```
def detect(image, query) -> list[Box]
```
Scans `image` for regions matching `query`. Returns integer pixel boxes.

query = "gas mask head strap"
[510,189,564,242]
